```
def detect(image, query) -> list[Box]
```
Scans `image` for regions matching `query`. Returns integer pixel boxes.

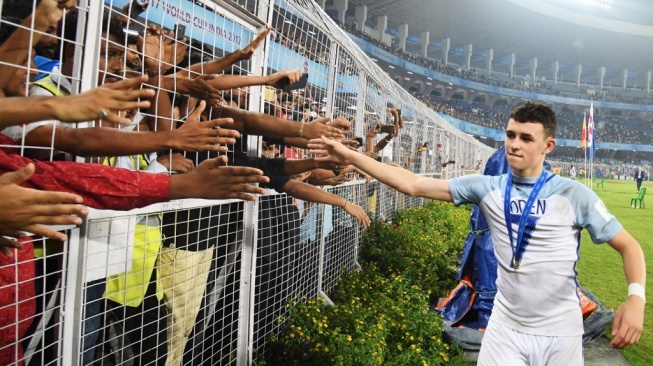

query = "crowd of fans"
[408,92,653,145]
[0,1,417,365]
[259,20,653,147]
[257,16,653,148]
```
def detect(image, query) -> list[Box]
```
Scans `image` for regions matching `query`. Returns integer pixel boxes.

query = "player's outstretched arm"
[308,137,453,202]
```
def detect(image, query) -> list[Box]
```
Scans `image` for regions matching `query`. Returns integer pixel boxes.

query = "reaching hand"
[54,0,77,9]
[390,109,402,135]
[320,175,351,186]
[340,139,360,151]
[52,75,155,125]
[172,101,240,152]
[303,117,345,140]
[156,153,195,173]
[0,163,88,257]
[34,0,77,29]
[610,296,644,349]
[139,25,188,72]
[177,74,224,106]
[342,201,371,229]
[171,156,269,201]
[307,136,354,166]
[118,1,149,25]
[364,151,378,160]
[239,27,272,60]
[328,116,352,135]
[267,69,303,89]
[368,123,381,135]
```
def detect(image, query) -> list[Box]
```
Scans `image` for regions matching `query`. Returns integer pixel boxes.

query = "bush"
[262,201,470,365]
[361,201,469,304]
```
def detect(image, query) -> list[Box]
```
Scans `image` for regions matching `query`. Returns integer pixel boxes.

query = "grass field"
[576,178,651,365]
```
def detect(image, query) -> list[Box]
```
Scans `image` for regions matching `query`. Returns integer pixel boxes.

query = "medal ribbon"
[503,170,548,269]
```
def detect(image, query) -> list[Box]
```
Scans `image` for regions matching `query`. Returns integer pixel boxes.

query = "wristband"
[299,121,306,138]
[628,283,646,302]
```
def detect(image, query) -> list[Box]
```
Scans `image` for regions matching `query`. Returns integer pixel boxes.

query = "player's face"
[504,118,555,177]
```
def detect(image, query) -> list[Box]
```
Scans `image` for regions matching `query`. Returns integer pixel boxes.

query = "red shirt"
[0,134,171,365]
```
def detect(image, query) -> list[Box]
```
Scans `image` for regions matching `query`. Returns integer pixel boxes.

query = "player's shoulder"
[546,174,597,201]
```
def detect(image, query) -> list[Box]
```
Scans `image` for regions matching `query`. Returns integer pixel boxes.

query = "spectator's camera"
[379,125,395,134]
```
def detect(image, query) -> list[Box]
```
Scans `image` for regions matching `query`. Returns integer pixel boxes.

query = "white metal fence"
[0,0,493,365]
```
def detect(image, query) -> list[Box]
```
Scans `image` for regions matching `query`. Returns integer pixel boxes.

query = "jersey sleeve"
[571,184,622,243]
[447,174,493,206]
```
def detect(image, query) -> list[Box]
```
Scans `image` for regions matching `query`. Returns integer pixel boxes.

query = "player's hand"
[610,295,645,349]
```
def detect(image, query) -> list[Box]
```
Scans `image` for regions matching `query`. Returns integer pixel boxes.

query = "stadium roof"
[340,0,653,86]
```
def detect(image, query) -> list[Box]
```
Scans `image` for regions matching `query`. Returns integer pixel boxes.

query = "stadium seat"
[596,178,605,188]
[630,188,646,209]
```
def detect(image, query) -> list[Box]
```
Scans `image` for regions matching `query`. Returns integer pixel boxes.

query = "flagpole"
[589,103,594,190]
[584,112,588,187]
[581,112,588,187]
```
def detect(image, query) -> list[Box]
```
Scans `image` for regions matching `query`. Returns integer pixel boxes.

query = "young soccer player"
[308,101,645,365]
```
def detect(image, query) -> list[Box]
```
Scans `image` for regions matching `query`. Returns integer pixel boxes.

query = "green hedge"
[262,201,471,366]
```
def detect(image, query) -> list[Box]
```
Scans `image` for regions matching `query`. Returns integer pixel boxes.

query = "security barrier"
[0,0,493,364]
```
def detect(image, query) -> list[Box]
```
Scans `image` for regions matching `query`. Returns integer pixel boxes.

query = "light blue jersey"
[448,173,622,336]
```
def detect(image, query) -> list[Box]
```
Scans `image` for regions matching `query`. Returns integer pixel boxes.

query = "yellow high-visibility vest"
[103,156,164,306]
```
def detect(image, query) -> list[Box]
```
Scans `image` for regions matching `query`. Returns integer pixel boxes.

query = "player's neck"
[511,166,544,178]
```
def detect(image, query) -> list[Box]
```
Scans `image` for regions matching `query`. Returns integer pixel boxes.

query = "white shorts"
[477,319,583,366]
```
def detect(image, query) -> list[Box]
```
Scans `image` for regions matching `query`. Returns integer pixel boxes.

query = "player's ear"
[544,137,556,154]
